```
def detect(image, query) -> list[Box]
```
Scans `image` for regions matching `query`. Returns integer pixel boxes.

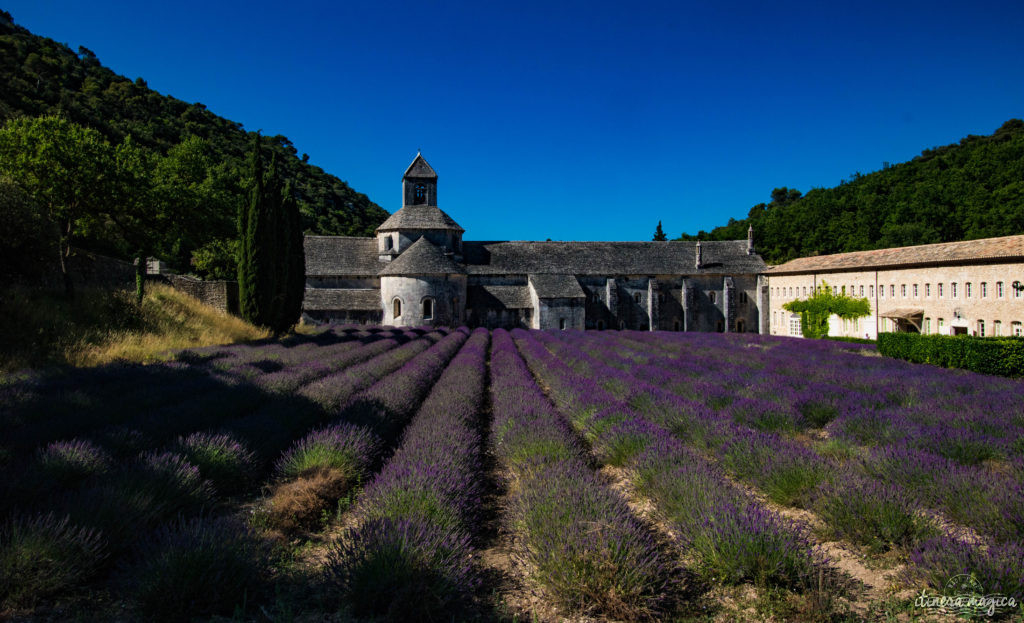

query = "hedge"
[877,333,1024,377]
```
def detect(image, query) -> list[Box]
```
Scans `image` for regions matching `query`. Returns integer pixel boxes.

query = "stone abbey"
[302,154,769,331]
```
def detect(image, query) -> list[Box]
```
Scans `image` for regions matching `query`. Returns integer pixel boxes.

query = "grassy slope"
[0,283,267,372]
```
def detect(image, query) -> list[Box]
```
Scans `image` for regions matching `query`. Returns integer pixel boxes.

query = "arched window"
[634,292,641,304]
[393,298,402,318]
[709,291,717,304]
[736,319,746,333]
[619,320,625,330]
[384,236,393,251]
[422,298,434,320]
[673,319,680,331]
[414,183,426,204]
[559,318,566,330]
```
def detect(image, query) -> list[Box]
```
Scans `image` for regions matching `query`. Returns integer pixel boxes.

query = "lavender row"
[323,328,490,620]
[255,329,469,536]
[577,331,1024,545]
[555,331,1023,598]
[513,329,824,589]
[488,329,671,620]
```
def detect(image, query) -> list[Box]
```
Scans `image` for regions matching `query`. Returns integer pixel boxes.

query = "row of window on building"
[392,296,456,321]
[772,281,1021,301]
[772,312,1024,337]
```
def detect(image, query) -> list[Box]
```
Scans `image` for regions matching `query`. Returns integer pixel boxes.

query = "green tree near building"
[783,280,870,339]
[238,135,305,334]
[653,220,668,241]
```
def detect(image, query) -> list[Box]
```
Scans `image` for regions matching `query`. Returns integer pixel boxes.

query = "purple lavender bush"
[172,432,258,495]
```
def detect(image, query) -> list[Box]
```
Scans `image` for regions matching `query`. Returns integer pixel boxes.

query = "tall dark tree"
[653,221,668,241]
[238,135,267,326]
[238,135,303,334]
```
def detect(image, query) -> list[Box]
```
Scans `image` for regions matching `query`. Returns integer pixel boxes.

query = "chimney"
[695,240,702,269]
[747,225,754,255]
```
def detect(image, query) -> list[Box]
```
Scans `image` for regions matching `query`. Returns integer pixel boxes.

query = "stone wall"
[165,274,239,315]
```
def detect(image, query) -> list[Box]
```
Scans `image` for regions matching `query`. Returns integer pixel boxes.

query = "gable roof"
[376,205,464,233]
[461,240,765,275]
[403,153,437,178]
[529,274,585,298]
[305,236,384,276]
[768,234,1024,275]
[378,237,466,276]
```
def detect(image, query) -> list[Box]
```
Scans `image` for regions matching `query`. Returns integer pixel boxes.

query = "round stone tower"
[379,237,467,327]
[376,153,467,327]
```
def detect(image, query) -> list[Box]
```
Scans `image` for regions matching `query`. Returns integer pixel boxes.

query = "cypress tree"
[238,134,264,325]
[279,179,306,332]
[653,220,668,241]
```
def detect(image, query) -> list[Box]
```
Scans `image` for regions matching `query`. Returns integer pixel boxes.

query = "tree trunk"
[58,220,73,299]
[135,252,146,305]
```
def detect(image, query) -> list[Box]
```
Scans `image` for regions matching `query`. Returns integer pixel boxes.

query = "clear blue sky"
[6,1,1023,241]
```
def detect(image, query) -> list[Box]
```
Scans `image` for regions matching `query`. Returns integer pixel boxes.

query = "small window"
[900,284,906,297]
[938,283,944,298]
[634,292,641,304]
[736,319,746,332]
[788,315,801,336]
[938,318,945,333]
[978,319,985,337]
[890,284,895,297]
[717,320,724,333]
[923,317,931,334]
[926,283,931,297]
[981,282,987,298]
[997,282,1004,298]
[1014,321,1023,337]
[597,320,605,330]
[619,320,625,330]
[803,286,807,296]
[559,318,566,330]
[393,298,402,318]
[1016,282,1023,299]
[709,291,717,304]
[842,286,846,295]
[966,282,972,298]
[951,283,958,298]
[674,319,681,331]
[422,298,433,320]
[384,236,393,251]
[913,284,918,297]
[859,285,864,297]
[739,291,748,304]
[993,320,1001,336]
[879,286,884,299]
[414,183,426,204]
[869,285,874,298]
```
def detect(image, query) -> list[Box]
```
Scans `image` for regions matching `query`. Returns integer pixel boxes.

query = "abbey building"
[303,154,769,331]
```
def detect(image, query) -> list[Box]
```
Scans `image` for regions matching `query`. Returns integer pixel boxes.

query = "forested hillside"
[0,11,388,278]
[678,119,1024,264]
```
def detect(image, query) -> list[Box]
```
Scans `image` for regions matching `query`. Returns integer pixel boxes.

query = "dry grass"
[0,282,267,372]
[262,467,352,535]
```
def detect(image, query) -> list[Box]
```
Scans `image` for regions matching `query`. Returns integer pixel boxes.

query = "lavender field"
[1,326,1022,621]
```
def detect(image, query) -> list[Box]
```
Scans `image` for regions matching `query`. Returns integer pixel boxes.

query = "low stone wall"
[165,274,239,315]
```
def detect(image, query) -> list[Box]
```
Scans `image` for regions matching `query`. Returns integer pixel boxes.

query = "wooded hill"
[678,119,1024,264]
[0,11,388,278]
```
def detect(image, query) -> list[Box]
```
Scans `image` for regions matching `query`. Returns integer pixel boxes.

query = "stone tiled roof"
[466,284,533,309]
[305,236,384,276]
[376,205,464,233]
[768,234,1024,275]
[461,240,765,275]
[529,274,585,298]
[302,288,381,311]
[378,237,467,276]
[403,153,437,178]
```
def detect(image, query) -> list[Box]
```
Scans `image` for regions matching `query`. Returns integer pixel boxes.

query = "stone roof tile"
[304,236,384,276]
[768,234,1024,274]
[466,284,532,309]
[529,274,585,298]
[302,288,380,311]
[375,205,464,233]
[378,237,466,276]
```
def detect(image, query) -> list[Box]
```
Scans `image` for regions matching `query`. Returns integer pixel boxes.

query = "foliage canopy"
[782,281,870,339]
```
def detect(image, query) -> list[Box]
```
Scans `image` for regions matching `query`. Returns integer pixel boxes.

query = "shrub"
[812,478,939,554]
[908,535,1024,605]
[878,333,1024,377]
[124,516,266,622]
[172,432,257,495]
[119,451,216,519]
[325,517,475,621]
[29,438,112,492]
[0,513,106,609]
[275,423,380,481]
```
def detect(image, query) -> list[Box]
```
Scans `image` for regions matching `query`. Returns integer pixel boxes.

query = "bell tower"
[402,152,438,207]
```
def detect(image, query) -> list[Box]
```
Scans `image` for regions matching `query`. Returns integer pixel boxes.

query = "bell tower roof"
[403,152,437,179]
